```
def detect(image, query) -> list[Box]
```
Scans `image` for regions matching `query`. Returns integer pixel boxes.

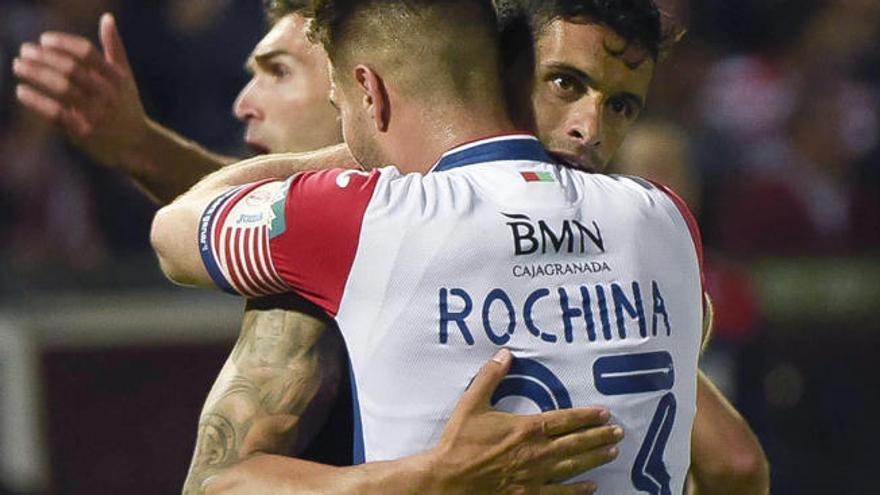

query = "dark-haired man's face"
[526,18,654,172]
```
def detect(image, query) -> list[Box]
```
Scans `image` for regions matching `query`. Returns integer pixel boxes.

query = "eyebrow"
[244,49,294,74]
[543,61,646,111]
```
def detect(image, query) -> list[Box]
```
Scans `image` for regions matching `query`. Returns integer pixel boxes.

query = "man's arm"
[689,294,769,494]
[182,295,343,493]
[12,13,233,203]
[185,296,623,495]
[151,146,353,288]
[688,371,770,495]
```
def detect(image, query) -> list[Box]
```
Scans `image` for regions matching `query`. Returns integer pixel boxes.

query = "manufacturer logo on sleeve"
[336,169,370,188]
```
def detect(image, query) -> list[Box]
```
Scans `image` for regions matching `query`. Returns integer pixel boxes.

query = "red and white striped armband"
[198,179,292,297]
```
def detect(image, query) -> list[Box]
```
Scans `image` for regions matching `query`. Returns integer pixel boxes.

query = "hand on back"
[428,348,624,495]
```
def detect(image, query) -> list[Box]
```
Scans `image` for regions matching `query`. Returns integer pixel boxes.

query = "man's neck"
[386,102,518,175]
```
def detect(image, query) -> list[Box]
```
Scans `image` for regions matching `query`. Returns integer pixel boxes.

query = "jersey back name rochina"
[199,134,704,494]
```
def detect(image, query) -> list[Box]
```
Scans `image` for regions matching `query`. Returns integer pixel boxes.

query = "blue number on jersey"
[632,392,676,495]
[594,351,677,495]
[491,357,572,411]
[490,352,677,494]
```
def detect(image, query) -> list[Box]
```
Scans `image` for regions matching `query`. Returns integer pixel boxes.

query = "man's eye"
[270,64,291,79]
[550,75,581,96]
[609,97,635,119]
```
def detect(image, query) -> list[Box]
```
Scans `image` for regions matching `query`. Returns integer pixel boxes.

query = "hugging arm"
[688,372,770,495]
[182,295,343,493]
[690,297,770,494]
[151,146,355,289]
[201,348,623,495]
[184,295,623,495]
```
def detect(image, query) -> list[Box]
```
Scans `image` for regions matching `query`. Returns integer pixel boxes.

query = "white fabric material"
[336,145,702,493]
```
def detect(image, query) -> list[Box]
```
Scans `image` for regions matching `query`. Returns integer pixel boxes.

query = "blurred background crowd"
[0,0,878,494]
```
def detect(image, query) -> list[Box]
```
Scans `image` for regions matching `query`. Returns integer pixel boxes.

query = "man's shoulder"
[275,168,391,212]
[294,167,382,190]
[580,173,685,209]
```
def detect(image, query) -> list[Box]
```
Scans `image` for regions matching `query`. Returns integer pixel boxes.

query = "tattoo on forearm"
[217,375,261,403]
[196,413,237,467]
[182,295,344,494]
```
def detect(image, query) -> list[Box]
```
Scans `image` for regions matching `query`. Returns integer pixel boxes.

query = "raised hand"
[13,13,149,170]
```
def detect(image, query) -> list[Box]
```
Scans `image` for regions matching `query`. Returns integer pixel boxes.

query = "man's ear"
[353,64,390,132]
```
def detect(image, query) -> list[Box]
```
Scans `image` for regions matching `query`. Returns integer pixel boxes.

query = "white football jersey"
[200,134,704,494]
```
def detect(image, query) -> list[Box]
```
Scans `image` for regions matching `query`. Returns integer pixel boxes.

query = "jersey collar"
[431,132,552,173]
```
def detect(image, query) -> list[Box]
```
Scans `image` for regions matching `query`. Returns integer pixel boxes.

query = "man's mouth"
[245,139,270,155]
[550,151,596,173]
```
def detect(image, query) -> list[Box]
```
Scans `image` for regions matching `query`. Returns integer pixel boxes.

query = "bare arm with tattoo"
[183,295,344,493]
[202,348,625,495]
[183,295,624,495]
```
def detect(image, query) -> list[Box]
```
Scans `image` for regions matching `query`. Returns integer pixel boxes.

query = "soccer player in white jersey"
[152,0,705,492]
[14,0,768,492]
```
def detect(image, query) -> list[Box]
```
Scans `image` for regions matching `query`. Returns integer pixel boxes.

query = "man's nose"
[566,96,602,148]
[233,79,263,122]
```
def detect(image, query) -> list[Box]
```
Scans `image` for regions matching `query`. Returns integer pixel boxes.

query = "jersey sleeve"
[198,168,381,316]
[647,180,710,329]
[648,180,706,291]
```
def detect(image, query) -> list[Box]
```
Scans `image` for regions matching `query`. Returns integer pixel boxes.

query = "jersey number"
[594,351,677,495]
[490,352,677,495]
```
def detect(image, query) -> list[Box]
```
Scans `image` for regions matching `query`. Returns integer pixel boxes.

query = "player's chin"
[247,142,271,156]
[550,151,601,174]
[244,135,271,155]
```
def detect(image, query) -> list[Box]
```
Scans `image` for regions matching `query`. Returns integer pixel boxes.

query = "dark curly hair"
[263,0,310,23]
[497,0,677,62]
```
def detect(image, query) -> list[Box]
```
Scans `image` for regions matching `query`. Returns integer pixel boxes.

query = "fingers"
[540,407,610,437]
[544,443,620,482]
[38,31,120,84]
[14,84,91,136]
[99,13,132,73]
[547,424,624,459]
[539,481,597,495]
[13,33,122,137]
[15,83,62,120]
[13,52,88,103]
[13,54,105,136]
[39,32,101,66]
[16,39,116,97]
[19,43,76,79]
[457,348,513,414]
[524,424,622,484]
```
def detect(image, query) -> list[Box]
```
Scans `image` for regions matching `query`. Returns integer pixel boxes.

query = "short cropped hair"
[309,0,497,65]
[496,0,676,62]
[263,0,310,23]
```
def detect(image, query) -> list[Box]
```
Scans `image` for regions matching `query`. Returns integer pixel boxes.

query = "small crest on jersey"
[520,171,555,183]
[229,182,285,228]
[268,178,293,239]
[244,187,275,206]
